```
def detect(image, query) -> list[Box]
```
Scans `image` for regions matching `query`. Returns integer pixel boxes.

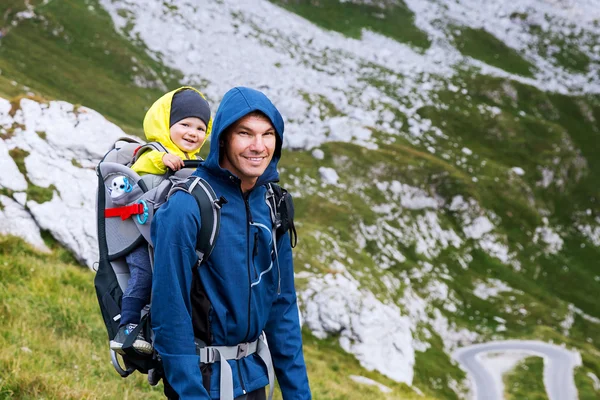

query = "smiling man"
[151,87,311,400]
[220,112,277,192]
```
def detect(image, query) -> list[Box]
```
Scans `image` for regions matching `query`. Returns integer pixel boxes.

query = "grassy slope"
[0,235,163,399]
[268,0,430,50]
[0,235,428,400]
[503,357,548,400]
[504,356,600,400]
[452,27,536,77]
[1,0,599,398]
[0,0,184,136]
[281,71,600,397]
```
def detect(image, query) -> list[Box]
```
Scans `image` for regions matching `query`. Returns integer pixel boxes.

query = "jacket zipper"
[251,231,259,279]
[241,187,251,395]
[243,190,253,342]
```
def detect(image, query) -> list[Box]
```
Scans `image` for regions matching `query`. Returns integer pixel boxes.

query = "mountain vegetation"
[0,0,599,398]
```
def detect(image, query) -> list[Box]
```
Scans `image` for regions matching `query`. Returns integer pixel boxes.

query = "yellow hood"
[143,86,213,159]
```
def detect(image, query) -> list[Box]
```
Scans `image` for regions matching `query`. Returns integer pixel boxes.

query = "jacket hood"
[204,87,283,185]
[143,86,213,158]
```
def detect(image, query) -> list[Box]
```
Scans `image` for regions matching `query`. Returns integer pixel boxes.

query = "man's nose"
[249,135,266,152]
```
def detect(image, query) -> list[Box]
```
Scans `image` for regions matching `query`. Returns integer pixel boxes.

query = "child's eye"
[181,123,189,127]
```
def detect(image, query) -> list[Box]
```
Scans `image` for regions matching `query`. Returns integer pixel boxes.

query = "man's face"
[220,114,276,192]
[169,117,207,153]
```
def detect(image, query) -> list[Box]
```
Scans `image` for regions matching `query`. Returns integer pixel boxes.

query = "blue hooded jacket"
[151,87,311,399]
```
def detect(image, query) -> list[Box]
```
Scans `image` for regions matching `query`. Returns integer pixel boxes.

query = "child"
[109,87,211,355]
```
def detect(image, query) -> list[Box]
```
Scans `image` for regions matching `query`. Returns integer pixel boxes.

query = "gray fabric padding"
[132,142,168,163]
[100,162,199,249]
[174,168,195,179]
[131,174,190,245]
[99,162,143,183]
[100,163,144,256]
[111,258,131,292]
[139,174,165,191]
[103,137,145,165]
[105,218,141,257]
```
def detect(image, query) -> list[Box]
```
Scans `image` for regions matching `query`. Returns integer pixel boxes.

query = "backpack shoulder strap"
[133,142,170,163]
[267,183,297,248]
[114,136,145,147]
[167,176,226,266]
[100,136,145,164]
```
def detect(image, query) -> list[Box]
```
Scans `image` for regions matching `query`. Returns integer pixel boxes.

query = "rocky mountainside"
[1,0,599,398]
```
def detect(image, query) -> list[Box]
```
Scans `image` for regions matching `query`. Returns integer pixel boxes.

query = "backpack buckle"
[213,196,228,210]
[136,200,149,224]
[274,213,282,229]
[236,343,249,360]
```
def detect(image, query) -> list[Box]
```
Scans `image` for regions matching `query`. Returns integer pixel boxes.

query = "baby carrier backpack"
[94,137,297,385]
[94,137,223,380]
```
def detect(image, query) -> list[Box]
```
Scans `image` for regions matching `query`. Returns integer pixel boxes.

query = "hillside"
[1,0,599,398]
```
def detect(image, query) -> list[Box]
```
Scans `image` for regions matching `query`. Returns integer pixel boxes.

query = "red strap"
[132,145,142,156]
[104,203,145,221]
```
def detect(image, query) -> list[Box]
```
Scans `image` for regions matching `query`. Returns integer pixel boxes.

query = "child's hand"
[162,154,185,171]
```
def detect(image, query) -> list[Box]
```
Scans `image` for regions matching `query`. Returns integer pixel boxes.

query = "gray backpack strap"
[133,141,169,163]
[101,137,146,165]
[196,333,274,400]
[166,176,226,266]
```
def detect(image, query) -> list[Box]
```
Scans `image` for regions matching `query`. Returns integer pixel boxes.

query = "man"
[151,87,311,400]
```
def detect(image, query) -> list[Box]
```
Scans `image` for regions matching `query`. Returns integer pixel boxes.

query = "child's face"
[169,117,207,153]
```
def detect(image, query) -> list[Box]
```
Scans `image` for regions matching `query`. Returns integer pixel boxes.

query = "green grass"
[574,367,600,400]
[268,0,430,49]
[503,356,548,400]
[0,234,433,399]
[413,333,467,400]
[0,235,164,399]
[452,27,536,77]
[526,23,593,73]
[551,43,591,73]
[0,0,185,136]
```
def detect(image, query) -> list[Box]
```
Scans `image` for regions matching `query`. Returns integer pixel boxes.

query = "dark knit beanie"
[169,89,211,128]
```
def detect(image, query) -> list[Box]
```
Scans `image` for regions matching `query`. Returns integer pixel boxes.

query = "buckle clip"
[236,343,249,360]
[204,347,216,363]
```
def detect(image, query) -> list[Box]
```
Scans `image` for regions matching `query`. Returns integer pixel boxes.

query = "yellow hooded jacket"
[131,86,213,175]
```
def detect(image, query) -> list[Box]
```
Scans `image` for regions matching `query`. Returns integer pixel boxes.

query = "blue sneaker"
[109,323,152,355]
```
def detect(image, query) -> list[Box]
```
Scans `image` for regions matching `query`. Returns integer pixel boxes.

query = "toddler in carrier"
[109,87,211,354]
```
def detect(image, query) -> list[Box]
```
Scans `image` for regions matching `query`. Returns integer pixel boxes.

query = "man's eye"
[264,131,275,136]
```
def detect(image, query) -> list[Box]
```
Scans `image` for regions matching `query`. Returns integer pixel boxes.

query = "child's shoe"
[109,323,153,355]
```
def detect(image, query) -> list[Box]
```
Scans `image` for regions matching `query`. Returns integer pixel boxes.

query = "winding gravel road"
[453,340,581,400]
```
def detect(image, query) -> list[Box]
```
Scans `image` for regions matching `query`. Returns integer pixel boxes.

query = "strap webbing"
[196,334,274,400]
[104,203,145,220]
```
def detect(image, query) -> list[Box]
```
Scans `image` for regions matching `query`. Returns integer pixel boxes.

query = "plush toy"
[110,176,133,198]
